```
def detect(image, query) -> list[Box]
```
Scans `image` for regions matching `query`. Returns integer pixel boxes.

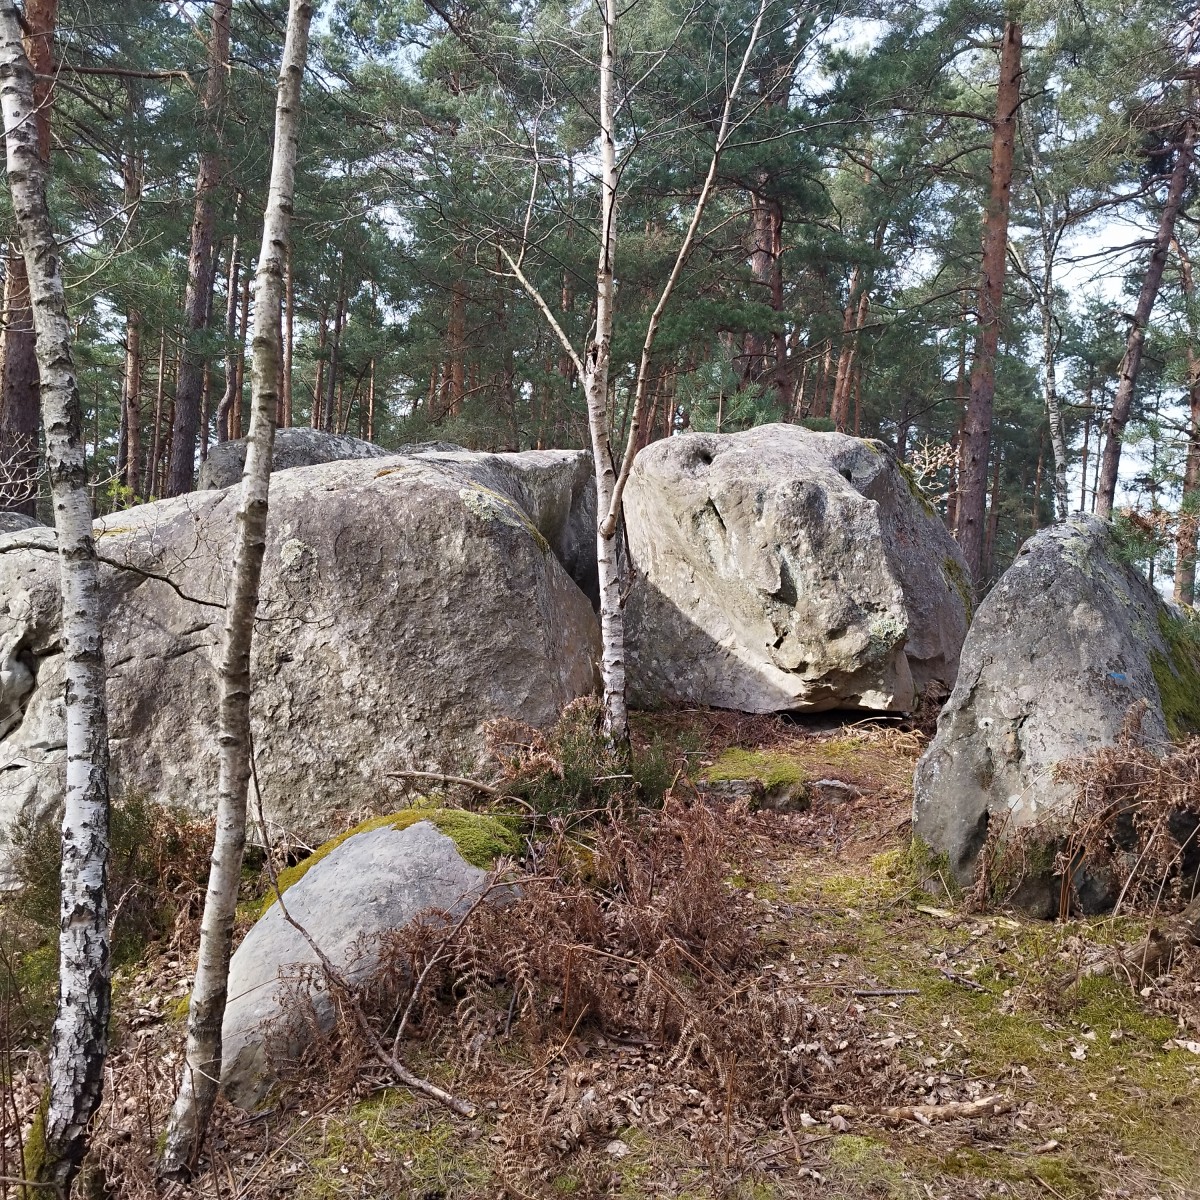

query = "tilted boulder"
[197,427,393,490]
[220,810,517,1109]
[912,517,1200,913]
[624,425,969,713]
[0,450,599,886]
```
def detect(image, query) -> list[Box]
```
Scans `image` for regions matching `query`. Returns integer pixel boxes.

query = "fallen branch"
[1055,894,1200,993]
[829,1094,1011,1125]
[388,769,501,795]
[938,967,990,994]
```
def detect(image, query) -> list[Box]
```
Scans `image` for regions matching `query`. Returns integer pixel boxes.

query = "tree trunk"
[215,208,241,442]
[1041,291,1068,520]
[160,0,313,1178]
[1096,114,1196,517]
[584,0,627,744]
[983,449,1003,582]
[0,8,111,1191]
[956,20,1021,583]
[366,356,376,442]
[165,0,231,496]
[1174,240,1200,605]
[282,241,294,427]
[322,266,345,432]
[0,0,56,517]
[235,268,254,441]
[122,310,141,499]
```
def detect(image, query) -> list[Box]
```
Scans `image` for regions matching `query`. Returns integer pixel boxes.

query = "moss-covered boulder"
[624,425,969,714]
[220,809,518,1109]
[913,517,1200,914]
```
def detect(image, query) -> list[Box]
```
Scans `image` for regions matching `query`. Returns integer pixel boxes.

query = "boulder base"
[625,425,969,713]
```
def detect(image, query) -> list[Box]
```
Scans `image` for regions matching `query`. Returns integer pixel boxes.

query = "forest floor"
[8,712,1200,1199]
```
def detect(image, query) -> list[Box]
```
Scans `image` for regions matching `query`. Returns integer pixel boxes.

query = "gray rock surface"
[221,819,490,1108]
[0,450,600,885]
[912,517,1197,912]
[0,513,40,535]
[197,428,393,490]
[624,425,969,713]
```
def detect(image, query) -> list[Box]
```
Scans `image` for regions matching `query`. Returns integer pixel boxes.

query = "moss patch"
[941,555,973,620]
[297,1088,490,1197]
[896,460,936,518]
[459,482,551,553]
[261,808,521,915]
[701,747,809,790]
[1151,610,1200,740]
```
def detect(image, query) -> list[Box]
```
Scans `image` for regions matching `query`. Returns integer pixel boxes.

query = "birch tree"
[0,3,111,1192]
[498,0,769,743]
[160,0,315,1177]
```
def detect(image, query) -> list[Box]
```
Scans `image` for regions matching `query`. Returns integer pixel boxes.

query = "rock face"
[912,517,1200,912]
[197,427,393,490]
[0,449,600,885]
[221,813,514,1108]
[624,425,969,713]
[0,513,40,535]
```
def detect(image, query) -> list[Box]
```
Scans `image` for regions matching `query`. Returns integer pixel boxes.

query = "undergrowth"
[485,697,684,817]
[267,795,911,1195]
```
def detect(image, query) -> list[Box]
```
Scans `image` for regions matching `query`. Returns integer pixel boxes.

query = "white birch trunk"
[1041,291,1069,522]
[0,5,111,1192]
[502,1,766,745]
[160,0,315,1177]
[585,0,626,744]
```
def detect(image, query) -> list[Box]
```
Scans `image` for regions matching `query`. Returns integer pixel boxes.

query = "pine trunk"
[956,20,1021,583]
[0,6,111,1191]
[1096,116,1196,517]
[165,0,231,495]
[160,0,314,1178]
[1174,241,1200,605]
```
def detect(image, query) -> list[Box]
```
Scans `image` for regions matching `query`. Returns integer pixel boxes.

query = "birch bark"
[0,4,111,1191]
[160,0,314,1177]
[501,0,767,742]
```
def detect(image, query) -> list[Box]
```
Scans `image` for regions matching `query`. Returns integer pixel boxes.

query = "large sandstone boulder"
[624,425,969,713]
[0,450,599,886]
[912,517,1200,912]
[221,810,517,1108]
[197,427,393,490]
[0,513,40,535]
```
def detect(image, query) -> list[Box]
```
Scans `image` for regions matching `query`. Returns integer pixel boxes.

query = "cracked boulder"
[624,425,969,713]
[0,450,599,886]
[912,517,1200,914]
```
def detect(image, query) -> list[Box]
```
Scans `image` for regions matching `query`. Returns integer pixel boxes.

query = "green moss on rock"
[261,808,520,916]
[896,460,937,517]
[941,555,973,620]
[1151,610,1200,740]
[702,748,808,791]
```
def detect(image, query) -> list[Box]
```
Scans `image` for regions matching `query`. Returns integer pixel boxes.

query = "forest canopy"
[1,0,1197,588]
